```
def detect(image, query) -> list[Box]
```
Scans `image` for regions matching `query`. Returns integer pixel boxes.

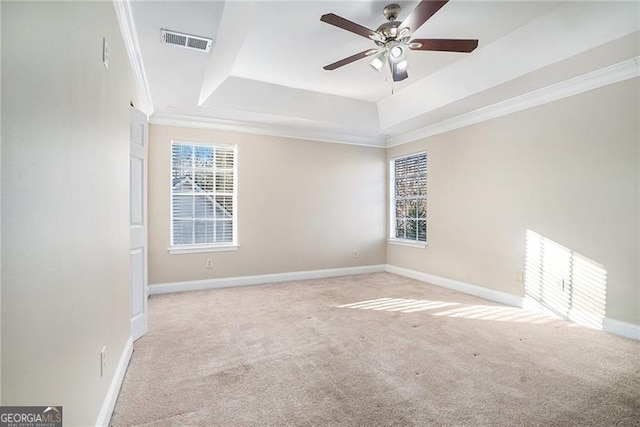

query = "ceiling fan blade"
[401,0,449,35]
[409,38,478,52]
[323,49,377,71]
[391,61,408,82]
[320,13,377,39]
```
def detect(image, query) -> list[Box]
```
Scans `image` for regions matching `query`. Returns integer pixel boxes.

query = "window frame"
[168,140,238,255]
[389,151,428,248]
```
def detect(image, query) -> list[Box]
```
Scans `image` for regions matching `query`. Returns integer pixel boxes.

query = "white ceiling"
[130,1,640,146]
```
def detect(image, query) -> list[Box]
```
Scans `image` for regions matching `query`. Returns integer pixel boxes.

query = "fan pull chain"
[390,69,395,95]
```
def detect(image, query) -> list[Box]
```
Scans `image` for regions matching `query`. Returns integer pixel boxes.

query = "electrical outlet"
[100,346,107,378]
[352,250,358,259]
[206,259,213,269]
[515,271,524,283]
[102,37,109,69]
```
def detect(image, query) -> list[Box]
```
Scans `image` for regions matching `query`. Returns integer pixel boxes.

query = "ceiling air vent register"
[161,29,213,53]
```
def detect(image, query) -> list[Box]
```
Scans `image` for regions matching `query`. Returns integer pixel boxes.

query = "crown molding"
[152,57,638,150]
[113,0,154,117]
[110,1,637,150]
[387,56,640,148]
[149,114,387,148]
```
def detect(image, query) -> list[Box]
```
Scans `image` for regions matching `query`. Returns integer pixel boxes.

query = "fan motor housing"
[376,21,402,42]
[375,4,404,44]
[383,3,401,21]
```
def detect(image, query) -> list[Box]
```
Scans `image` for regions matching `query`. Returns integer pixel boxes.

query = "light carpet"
[111,272,640,426]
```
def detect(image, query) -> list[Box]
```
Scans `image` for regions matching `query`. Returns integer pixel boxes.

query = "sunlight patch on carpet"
[337,298,458,313]
[432,304,561,324]
[337,297,565,325]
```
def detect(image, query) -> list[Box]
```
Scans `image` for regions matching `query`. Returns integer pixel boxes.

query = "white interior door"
[130,107,148,341]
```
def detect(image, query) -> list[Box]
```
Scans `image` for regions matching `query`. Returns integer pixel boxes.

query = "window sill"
[168,245,239,255]
[387,239,427,249]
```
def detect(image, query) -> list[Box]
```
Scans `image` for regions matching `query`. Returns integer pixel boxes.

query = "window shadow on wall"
[524,229,607,330]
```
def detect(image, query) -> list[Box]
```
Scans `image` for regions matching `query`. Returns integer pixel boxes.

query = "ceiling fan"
[320,1,478,82]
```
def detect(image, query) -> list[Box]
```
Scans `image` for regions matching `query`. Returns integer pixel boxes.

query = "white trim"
[130,106,149,341]
[522,296,571,321]
[385,265,524,307]
[389,150,427,161]
[147,264,640,341]
[113,0,154,116]
[389,152,428,244]
[168,245,238,254]
[108,10,638,151]
[387,239,427,249]
[150,114,387,148]
[149,264,387,295]
[95,336,134,427]
[387,57,640,147]
[388,265,640,341]
[144,58,639,149]
[169,141,238,248]
[603,317,640,341]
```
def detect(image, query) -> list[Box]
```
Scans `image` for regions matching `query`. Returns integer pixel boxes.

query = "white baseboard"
[149,264,387,295]
[96,335,134,427]
[149,264,640,342]
[603,317,640,341]
[385,265,524,308]
[387,265,640,341]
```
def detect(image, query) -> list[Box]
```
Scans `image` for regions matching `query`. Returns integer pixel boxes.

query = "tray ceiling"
[129,1,640,146]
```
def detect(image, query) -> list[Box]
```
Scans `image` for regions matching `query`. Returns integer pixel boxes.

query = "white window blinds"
[391,152,427,242]
[171,142,237,247]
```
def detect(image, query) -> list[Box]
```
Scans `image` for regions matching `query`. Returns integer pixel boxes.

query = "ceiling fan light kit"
[389,45,405,61]
[321,0,479,83]
[395,59,408,72]
[370,51,387,72]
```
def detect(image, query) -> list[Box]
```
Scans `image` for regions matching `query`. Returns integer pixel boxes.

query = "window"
[390,152,427,245]
[170,141,237,253]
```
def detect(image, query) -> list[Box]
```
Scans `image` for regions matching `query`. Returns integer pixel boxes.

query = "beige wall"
[0,3,636,424]
[2,2,134,424]
[149,125,387,284]
[387,79,640,325]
